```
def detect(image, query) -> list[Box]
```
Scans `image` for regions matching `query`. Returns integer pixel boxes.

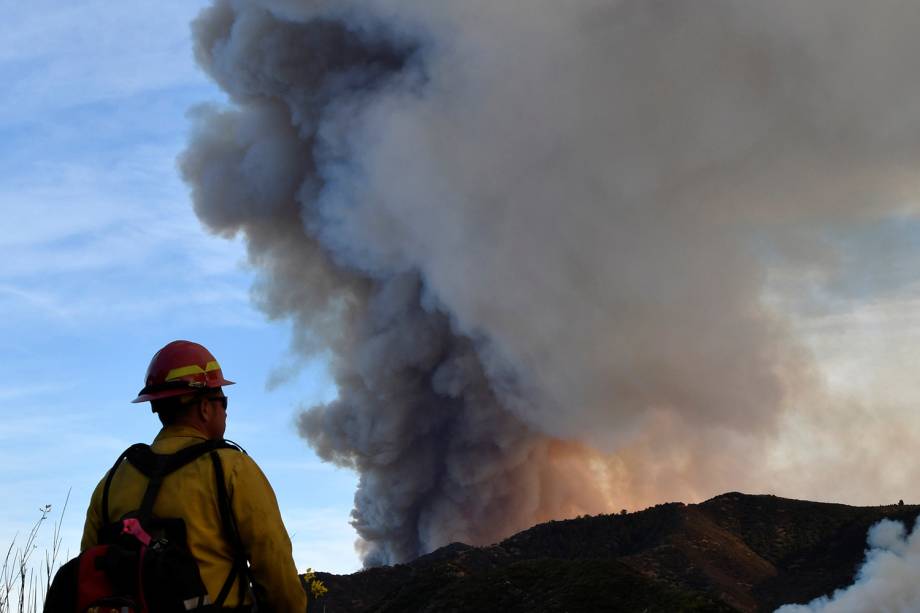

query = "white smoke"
[180,0,920,566]
[777,518,920,613]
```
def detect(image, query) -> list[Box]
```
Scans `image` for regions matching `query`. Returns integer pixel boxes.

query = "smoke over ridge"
[181,0,920,565]
[776,518,920,612]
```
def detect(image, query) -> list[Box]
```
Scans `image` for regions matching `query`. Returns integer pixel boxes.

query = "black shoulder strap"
[209,448,253,609]
[126,440,240,524]
[102,443,147,526]
[126,439,240,478]
[101,440,244,525]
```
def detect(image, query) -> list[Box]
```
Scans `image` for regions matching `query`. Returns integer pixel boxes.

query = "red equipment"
[131,340,234,404]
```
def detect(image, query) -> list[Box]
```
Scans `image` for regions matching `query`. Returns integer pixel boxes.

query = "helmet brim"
[131,379,235,404]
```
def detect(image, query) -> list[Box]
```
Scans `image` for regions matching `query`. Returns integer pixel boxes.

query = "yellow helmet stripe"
[165,361,222,381]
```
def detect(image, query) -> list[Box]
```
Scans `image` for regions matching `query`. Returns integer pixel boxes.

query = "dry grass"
[0,491,69,613]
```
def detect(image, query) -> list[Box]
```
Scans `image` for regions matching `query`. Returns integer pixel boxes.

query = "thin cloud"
[0,382,75,402]
[0,284,71,319]
[0,147,257,327]
[0,0,211,120]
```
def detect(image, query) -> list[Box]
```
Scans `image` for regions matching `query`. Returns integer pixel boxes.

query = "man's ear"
[196,397,210,421]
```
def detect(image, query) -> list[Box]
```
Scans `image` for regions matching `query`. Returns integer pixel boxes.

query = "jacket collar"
[154,424,210,443]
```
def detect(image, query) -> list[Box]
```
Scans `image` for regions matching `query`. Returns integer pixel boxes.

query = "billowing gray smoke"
[181,0,920,566]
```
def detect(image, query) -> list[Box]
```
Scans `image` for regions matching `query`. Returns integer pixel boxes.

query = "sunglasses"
[206,396,228,410]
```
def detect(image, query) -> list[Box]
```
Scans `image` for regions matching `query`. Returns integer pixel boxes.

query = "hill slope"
[315,493,920,612]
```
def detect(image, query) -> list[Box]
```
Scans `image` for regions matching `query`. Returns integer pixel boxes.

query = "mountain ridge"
[316,492,920,612]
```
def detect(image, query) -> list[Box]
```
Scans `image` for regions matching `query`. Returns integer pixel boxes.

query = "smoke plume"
[776,518,920,612]
[180,0,920,565]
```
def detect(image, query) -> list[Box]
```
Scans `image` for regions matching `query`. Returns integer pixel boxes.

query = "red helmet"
[132,340,235,404]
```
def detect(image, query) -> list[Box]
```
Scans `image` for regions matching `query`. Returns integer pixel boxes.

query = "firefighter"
[80,340,308,611]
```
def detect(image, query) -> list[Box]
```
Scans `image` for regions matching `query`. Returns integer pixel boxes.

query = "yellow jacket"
[81,425,307,612]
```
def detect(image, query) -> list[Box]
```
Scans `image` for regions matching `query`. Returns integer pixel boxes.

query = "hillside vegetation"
[316,493,919,612]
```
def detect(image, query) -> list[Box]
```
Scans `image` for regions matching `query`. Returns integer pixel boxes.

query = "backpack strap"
[102,443,148,526]
[125,439,239,478]
[125,440,239,524]
[209,448,253,609]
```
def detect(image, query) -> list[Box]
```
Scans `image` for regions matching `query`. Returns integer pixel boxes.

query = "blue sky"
[0,0,360,574]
